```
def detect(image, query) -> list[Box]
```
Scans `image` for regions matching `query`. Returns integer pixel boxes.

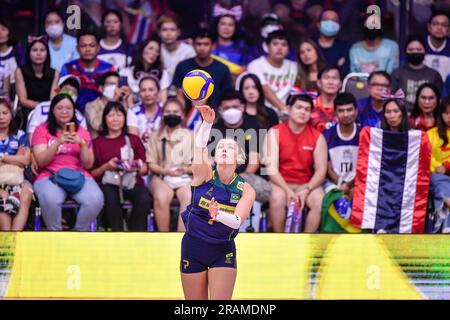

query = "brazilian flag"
[320,189,362,233]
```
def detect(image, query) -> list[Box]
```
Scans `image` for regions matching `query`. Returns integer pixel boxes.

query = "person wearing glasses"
[356,71,391,128]
[391,35,442,112]
[424,10,450,81]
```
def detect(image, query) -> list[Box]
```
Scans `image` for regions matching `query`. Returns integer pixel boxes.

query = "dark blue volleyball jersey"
[181,166,245,244]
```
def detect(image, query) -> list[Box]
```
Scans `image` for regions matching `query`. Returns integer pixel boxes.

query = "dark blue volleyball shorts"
[180,233,237,274]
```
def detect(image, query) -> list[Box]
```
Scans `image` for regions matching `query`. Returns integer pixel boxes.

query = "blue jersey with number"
[181,166,245,244]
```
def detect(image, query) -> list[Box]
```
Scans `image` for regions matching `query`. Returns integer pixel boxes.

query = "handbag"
[48,168,85,194]
[0,163,24,185]
[101,135,136,190]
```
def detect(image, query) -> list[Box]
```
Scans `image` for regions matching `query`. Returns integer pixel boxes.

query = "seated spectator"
[0,97,32,231]
[238,73,279,129]
[60,30,115,113]
[209,90,272,204]
[32,93,104,231]
[410,83,440,131]
[157,15,195,85]
[244,13,297,65]
[119,37,170,103]
[44,8,79,72]
[391,35,443,112]
[264,94,327,232]
[147,98,193,232]
[310,65,342,132]
[295,39,326,93]
[0,18,18,87]
[445,74,450,97]
[424,10,450,81]
[349,23,399,74]
[247,30,297,115]
[27,75,86,140]
[357,71,392,128]
[380,96,411,132]
[323,92,360,195]
[127,75,163,143]
[15,37,59,131]
[316,9,350,76]
[85,71,133,139]
[172,28,232,109]
[98,9,133,70]
[211,13,248,76]
[91,101,150,231]
[428,96,450,233]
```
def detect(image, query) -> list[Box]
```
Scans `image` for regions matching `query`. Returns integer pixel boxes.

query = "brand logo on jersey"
[303,146,314,151]
[9,141,18,149]
[225,252,234,264]
[199,197,235,214]
[230,193,240,204]
[206,187,214,196]
[237,181,244,191]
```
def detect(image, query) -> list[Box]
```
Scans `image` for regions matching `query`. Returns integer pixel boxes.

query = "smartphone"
[65,122,76,134]
[119,76,128,88]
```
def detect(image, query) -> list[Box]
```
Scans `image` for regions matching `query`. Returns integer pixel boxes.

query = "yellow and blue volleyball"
[182,69,214,102]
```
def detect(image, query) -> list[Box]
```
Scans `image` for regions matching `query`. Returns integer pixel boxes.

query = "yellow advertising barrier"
[1,233,450,299]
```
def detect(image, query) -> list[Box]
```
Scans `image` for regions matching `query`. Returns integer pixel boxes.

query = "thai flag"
[185,105,202,132]
[128,11,152,45]
[351,127,431,233]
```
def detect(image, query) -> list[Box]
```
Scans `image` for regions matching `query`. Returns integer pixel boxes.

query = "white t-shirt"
[0,46,17,83]
[98,38,133,71]
[27,101,87,136]
[247,56,297,109]
[127,102,163,138]
[161,41,196,83]
[424,36,450,81]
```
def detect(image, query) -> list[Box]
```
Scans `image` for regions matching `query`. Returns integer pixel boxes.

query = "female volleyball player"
[180,105,256,300]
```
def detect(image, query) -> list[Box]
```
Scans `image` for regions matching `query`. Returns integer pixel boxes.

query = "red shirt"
[92,133,146,184]
[310,95,336,132]
[274,122,321,184]
[409,114,436,131]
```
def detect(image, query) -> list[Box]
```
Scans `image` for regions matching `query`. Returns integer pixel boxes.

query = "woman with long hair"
[410,83,440,131]
[238,73,279,129]
[147,98,194,232]
[0,97,32,231]
[427,96,450,233]
[381,98,411,132]
[15,37,59,130]
[295,39,326,93]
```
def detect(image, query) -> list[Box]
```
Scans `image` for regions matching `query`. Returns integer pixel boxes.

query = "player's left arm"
[234,182,256,222]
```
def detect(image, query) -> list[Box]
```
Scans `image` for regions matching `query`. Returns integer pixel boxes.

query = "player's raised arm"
[192,105,215,184]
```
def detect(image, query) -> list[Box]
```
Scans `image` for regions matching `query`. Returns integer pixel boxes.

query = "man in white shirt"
[247,30,297,115]
[424,10,450,81]
[157,15,195,84]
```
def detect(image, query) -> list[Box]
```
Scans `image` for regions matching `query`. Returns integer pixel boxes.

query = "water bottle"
[34,207,41,231]
[285,200,296,233]
[148,209,155,232]
[259,210,267,233]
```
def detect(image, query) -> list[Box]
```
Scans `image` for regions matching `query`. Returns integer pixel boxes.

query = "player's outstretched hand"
[196,105,215,124]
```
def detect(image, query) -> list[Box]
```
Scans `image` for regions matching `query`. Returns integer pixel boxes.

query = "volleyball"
[182,69,215,102]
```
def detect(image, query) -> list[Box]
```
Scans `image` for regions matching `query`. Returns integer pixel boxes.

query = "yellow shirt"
[427,127,450,172]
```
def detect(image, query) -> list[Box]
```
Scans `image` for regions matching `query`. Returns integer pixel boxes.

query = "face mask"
[221,108,243,125]
[406,53,425,66]
[320,20,340,37]
[46,24,64,39]
[163,114,182,128]
[103,85,117,101]
[261,24,280,39]
[363,27,382,41]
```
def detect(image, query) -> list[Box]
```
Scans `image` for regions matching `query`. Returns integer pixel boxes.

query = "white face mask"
[261,24,280,39]
[103,85,117,101]
[46,24,64,39]
[221,109,243,125]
